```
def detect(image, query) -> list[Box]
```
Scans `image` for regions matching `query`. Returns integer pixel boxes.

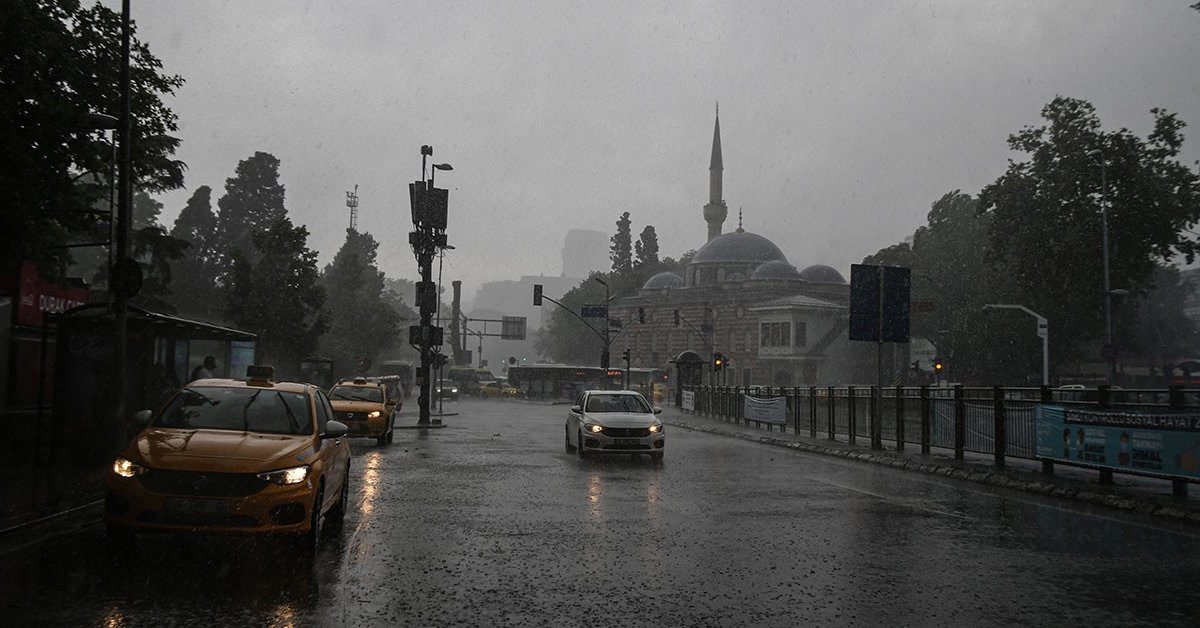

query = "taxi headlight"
[257,465,310,485]
[367,411,381,419]
[648,423,663,434]
[112,457,147,478]
[586,424,604,433]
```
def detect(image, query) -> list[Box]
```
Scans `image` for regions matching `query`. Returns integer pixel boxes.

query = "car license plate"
[163,497,231,514]
[613,438,642,446]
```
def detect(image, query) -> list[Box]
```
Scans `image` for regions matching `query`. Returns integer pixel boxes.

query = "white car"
[565,390,665,461]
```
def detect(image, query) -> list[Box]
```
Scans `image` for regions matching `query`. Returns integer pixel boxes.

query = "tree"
[225,216,328,376]
[319,229,403,374]
[610,211,633,274]
[169,186,222,320]
[635,225,659,268]
[1,0,185,280]
[214,152,287,271]
[979,96,1200,370]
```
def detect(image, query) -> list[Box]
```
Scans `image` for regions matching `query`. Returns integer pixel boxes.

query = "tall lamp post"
[1087,148,1116,384]
[407,146,451,425]
[983,303,1049,385]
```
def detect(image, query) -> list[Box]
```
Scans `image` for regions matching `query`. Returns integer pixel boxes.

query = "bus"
[379,360,414,398]
[506,364,669,403]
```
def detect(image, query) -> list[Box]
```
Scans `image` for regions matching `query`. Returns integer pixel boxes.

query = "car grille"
[137,469,267,497]
[603,427,651,438]
[139,511,261,528]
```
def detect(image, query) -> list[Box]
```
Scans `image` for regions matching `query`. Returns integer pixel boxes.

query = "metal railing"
[683,384,1199,493]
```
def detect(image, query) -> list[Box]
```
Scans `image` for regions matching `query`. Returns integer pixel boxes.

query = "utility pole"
[346,184,359,231]
[112,0,132,450]
[407,146,452,425]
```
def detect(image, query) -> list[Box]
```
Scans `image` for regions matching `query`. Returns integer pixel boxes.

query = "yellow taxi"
[328,378,397,445]
[479,380,519,399]
[104,366,352,549]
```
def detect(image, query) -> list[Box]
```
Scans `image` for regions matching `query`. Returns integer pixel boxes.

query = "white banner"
[743,395,786,424]
[682,390,695,412]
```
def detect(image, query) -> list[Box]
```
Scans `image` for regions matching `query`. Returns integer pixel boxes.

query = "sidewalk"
[661,406,1200,526]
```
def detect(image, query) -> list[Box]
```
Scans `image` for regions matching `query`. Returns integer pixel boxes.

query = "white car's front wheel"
[577,430,588,459]
[565,426,575,452]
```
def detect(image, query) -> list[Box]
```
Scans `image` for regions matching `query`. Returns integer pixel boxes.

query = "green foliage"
[129,224,188,314]
[215,152,287,270]
[319,229,403,374]
[169,186,223,321]
[635,225,659,268]
[224,217,328,376]
[979,96,1200,369]
[1,0,184,279]
[610,211,633,273]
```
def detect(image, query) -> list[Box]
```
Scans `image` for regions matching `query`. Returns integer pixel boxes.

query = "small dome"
[751,260,802,281]
[691,231,788,266]
[641,271,684,290]
[799,264,847,284]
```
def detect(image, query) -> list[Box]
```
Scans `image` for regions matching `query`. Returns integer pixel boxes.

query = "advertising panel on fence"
[743,395,786,424]
[1034,404,1200,479]
[682,390,695,412]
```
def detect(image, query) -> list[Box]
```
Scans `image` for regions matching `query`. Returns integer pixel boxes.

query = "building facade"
[610,110,873,387]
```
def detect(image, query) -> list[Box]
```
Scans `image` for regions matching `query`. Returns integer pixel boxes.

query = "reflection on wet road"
[3,399,1200,626]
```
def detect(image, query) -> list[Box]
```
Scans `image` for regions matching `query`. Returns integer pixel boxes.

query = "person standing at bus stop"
[191,356,218,382]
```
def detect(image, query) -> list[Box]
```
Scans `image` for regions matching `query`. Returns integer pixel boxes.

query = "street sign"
[415,281,438,314]
[409,324,444,346]
[581,304,608,318]
[501,316,527,340]
[849,264,911,343]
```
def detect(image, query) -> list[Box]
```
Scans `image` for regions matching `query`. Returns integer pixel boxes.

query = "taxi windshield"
[585,394,651,414]
[154,387,313,435]
[329,386,383,403]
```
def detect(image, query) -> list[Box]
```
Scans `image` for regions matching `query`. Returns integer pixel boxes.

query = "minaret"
[703,103,728,241]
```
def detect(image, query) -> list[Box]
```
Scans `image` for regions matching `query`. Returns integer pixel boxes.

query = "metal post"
[809,386,817,439]
[953,385,965,460]
[993,386,1006,467]
[827,386,835,440]
[848,385,857,445]
[113,0,132,451]
[920,385,930,455]
[1100,159,1115,385]
[1040,384,1054,474]
[895,386,904,452]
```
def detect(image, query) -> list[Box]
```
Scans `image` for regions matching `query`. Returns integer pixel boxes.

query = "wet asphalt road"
[3,399,1200,627]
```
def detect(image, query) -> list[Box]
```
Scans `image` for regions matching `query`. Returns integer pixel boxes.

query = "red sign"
[17,262,90,326]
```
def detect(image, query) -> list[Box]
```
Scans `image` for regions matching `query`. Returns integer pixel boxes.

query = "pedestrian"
[190,356,218,382]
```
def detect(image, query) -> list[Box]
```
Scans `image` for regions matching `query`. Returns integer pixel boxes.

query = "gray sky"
[120,1,1200,305]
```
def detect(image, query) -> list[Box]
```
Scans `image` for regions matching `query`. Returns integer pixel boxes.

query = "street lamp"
[983,304,1049,385]
[593,277,613,386]
[1087,148,1116,383]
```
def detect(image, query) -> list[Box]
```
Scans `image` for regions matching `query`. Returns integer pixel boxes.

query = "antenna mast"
[346,184,359,230]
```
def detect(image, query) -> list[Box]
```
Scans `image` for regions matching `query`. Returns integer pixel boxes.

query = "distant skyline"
[113,1,1200,295]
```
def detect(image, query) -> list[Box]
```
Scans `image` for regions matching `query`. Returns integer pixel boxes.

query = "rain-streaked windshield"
[329,386,382,403]
[585,394,651,414]
[154,387,313,435]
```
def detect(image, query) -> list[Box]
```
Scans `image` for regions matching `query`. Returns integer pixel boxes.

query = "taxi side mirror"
[653,407,663,414]
[571,405,582,414]
[133,409,153,426]
[323,420,348,439]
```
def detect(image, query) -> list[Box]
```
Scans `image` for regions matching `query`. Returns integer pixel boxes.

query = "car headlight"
[451,388,458,393]
[112,457,147,478]
[257,465,310,485]
[367,411,381,419]
[648,423,663,434]
[586,424,604,433]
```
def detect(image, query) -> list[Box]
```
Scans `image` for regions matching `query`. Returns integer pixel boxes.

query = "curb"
[663,417,1200,527]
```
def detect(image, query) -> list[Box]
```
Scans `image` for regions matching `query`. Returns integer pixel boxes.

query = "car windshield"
[585,394,651,414]
[154,386,312,435]
[329,386,382,403]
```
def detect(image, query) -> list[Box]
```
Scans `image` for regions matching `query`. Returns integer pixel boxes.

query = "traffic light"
[933,357,944,372]
[713,353,725,370]
[622,348,631,362]
[600,349,610,371]
[433,353,448,369]
[637,307,645,324]
[533,284,543,306]
[673,310,681,326]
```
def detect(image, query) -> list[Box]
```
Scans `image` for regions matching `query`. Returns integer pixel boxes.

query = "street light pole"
[113,0,132,448]
[983,303,1049,385]
[1088,149,1116,384]
[594,277,611,389]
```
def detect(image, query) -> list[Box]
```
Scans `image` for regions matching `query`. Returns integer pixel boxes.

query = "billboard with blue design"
[1034,405,1200,479]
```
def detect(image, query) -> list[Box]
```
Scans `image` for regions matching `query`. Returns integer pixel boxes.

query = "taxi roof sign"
[246,365,275,381]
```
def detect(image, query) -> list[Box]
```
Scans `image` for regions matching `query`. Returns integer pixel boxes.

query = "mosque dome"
[691,231,788,266]
[750,260,803,281]
[641,271,684,290]
[798,264,847,284]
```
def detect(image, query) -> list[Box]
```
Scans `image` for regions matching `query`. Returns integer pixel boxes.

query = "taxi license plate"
[613,438,642,446]
[163,497,231,514]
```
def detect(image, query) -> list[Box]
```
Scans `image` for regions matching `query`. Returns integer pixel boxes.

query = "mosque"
[611,110,872,387]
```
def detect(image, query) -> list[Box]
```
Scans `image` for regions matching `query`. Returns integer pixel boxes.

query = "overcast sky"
[116,1,1200,305]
